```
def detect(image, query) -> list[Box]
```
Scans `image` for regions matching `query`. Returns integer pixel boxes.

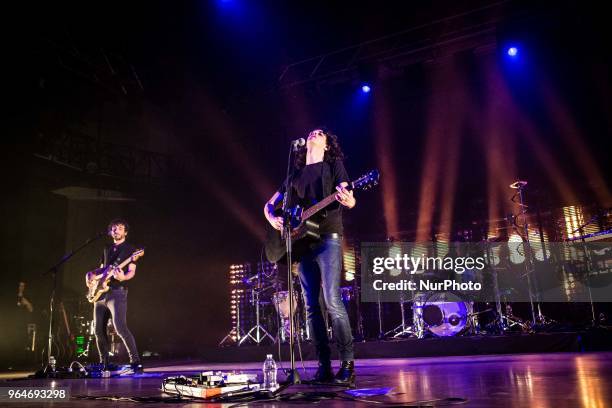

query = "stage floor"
[2,352,612,406]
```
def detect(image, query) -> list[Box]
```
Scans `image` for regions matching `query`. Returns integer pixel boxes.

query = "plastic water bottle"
[262,354,278,390]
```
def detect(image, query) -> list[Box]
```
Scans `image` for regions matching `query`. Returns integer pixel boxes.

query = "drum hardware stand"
[352,277,365,341]
[577,234,597,327]
[466,312,480,335]
[383,236,406,338]
[483,235,510,334]
[501,303,532,332]
[407,292,427,339]
[376,290,386,340]
[296,280,310,342]
[466,308,495,335]
[239,274,274,345]
[385,289,421,338]
[533,197,559,328]
[384,294,409,338]
[413,302,425,338]
[566,210,610,326]
[509,180,540,327]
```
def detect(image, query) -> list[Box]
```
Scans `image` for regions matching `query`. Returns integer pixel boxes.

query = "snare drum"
[272,291,299,342]
[272,291,298,320]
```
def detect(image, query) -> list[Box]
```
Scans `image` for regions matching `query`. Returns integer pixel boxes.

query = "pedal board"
[162,371,261,399]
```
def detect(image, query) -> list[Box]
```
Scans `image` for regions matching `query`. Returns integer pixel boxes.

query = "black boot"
[334,360,355,387]
[130,362,144,374]
[313,361,334,383]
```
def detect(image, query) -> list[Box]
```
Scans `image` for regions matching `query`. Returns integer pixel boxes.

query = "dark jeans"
[298,236,354,362]
[94,288,139,364]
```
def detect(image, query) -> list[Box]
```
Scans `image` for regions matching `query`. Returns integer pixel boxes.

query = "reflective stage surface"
[2,352,611,407]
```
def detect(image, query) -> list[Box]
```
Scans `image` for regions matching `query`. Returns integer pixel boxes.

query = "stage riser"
[203,331,612,363]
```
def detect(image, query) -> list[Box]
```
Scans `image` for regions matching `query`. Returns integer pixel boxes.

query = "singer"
[85,219,142,374]
[263,128,356,385]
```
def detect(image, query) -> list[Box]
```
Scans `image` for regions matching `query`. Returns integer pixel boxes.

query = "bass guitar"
[86,249,145,303]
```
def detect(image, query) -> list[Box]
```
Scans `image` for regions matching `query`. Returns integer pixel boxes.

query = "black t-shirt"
[280,160,350,235]
[101,241,136,288]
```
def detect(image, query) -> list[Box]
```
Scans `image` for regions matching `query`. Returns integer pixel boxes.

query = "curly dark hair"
[107,218,130,234]
[294,127,345,170]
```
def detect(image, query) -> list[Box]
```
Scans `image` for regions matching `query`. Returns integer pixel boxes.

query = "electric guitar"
[265,169,379,263]
[86,249,145,303]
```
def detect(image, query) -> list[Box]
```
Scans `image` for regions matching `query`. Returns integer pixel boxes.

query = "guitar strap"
[102,246,120,268]
[103,247,108,268]
[321,161,333,218]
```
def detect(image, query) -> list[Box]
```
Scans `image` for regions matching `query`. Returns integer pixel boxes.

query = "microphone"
[291,138,305,149]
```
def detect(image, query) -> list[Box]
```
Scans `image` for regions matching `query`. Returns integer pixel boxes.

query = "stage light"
[507,47,518,57]
[361,84,371,93]
[222,262,251,346]
[388,242,402,276]
[563,205,585,239]
[342,240,356,282]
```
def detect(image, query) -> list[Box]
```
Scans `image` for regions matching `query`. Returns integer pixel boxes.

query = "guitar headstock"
[352,169,380,191]
[131,249,145,262]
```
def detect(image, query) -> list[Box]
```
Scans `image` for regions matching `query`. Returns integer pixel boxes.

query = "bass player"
[85,218,142,373]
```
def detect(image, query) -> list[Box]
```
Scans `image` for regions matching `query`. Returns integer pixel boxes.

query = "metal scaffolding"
[277,1,518,90]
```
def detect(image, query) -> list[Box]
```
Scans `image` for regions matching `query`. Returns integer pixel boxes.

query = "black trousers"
[93,287,139,364]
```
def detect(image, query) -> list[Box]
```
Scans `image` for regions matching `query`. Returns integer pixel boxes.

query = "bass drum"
[414,292,472,337]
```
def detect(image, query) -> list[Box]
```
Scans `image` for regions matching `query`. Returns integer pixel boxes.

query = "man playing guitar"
[86,219,142,373]
[264,128,356,386]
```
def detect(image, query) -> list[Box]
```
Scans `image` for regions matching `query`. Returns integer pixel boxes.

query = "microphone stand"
[279,140,301,386]
[37,231,106,376]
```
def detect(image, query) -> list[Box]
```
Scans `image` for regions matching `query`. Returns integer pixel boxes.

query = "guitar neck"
[302,183,353,221]
[113,255,135,271]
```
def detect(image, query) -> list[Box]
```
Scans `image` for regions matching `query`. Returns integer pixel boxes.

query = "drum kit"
[229,255,547,345]
[228,258,524,345]
[227,262,362,345]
